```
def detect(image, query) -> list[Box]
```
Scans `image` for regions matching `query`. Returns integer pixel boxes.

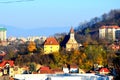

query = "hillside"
[75,9,120,35]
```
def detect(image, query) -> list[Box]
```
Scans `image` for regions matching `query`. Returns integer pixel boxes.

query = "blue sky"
[0,0,120,37]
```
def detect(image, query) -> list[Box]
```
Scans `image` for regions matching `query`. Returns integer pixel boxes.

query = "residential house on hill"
[0,60,14,76]
[99,68,110,75]
[0,60,14,68]
[44,37,60,54]
[99,25,120,41]
[62,64,79,73]
[38,66,54,74]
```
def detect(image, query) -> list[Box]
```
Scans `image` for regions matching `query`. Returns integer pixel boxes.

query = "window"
[50,50,52,53]
[50,46,52,48]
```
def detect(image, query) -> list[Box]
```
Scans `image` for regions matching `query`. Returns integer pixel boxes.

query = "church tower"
[70,27,75,40]
[66,27,79,51]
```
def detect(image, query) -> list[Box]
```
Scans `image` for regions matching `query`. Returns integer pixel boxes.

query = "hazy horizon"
[0,0,120,37]
[6,26,70,37]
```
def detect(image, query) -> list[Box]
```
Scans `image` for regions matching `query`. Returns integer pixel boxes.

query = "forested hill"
[75,9,120,34]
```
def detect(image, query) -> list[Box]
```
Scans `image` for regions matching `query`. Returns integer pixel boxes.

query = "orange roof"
[100,26,106,29]
[39,66,55,74]
[0,60,14,68]
[44,37,59,45]
[40,69,54,74]
[70,65,78,68]
[39,66,50,71]
[100,25,120,29]
[70,27,74,33]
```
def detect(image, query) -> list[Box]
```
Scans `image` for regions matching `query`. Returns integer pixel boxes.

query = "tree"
[29,62,36,73]
[18,43,27,55]
[27,41,37,53]
[113,56,120,80]
[85,28,90,35]
[4,45,17,60]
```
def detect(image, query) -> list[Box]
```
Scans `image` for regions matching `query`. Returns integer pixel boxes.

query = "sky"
[0,0,120,37]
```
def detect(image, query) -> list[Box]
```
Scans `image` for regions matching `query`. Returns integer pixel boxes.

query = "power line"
[0,0,34,3]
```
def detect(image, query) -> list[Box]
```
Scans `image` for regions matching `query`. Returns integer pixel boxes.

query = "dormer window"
[5,62,10,68]
[50,41,52,44]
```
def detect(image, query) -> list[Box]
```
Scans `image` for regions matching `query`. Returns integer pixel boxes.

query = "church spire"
[70,27,74,33]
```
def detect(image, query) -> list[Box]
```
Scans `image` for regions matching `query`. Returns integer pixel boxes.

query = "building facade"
[0,27,7,41]
[115,30,120,40]
[44,37,59,54]
[66,28,79,51]
[99,25,120,41]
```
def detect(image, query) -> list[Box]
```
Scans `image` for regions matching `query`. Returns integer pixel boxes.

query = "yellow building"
[44,37,59,54]
[66,27,79,51]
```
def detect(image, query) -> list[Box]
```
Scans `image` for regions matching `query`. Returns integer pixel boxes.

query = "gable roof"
[70,65,78,68]
[100,25,120,29]
[0,60,14,68]
[44,37,59,45]
[39,66,50,71]
[99,68,110,72]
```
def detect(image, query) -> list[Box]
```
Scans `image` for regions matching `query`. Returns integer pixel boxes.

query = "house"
[62,64,70,73]
[99,68,110,75]
[9,66,27,77]
[52,68,64,74]
[44,37,60,54]
[38,66,54,74]
[99,25,120,41]
[0,60,14,76]
[0,60,14,68]
[62,64,79,73]
[70,65,79,73]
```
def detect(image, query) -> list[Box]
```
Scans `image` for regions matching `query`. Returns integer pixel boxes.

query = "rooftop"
[0,60,14,68]
[44,37,59,45]
[100,25,120,29]
[0,27,7,31]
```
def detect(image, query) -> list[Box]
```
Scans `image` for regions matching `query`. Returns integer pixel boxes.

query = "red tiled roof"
[99,68,110,72]
[70,65,78,68]
[100,26,106,29]
[40,66,50,71]
[0,60,14,68]
[100,25,120,29]
[44,37,59,45]
[112,45,120,50]
[39,66,55,74]
[40,69,54,74]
